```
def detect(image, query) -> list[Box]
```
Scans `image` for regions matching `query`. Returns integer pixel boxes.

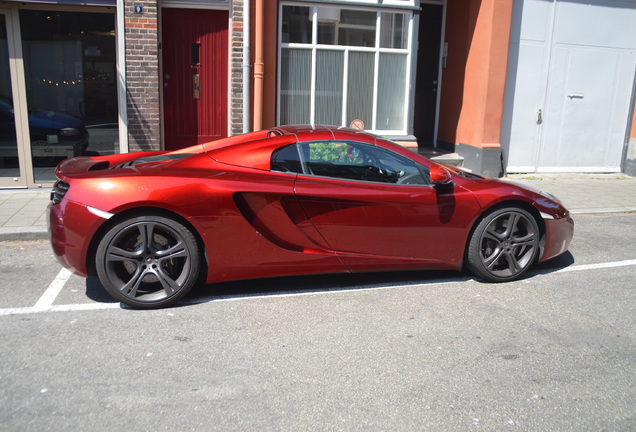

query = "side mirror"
[430,165,453,186]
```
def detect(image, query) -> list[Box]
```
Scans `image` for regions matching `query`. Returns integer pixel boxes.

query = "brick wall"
[122,1,241,151]
[124,0,161,151]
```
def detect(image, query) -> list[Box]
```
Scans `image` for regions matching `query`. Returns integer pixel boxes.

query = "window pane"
[307,142,355,164]
[280,48,311,125]
[282,6,311,44]
[317,22,337,45]
[340,10,376,27]
[377,53,407,130]
[302,141,426,184]
[346,52,374,128]
[271,144,302,173]
[20,10,118,182]
[315,50,344,126]
[0,15,20,178]
[338,10,377,47]
[303,141,368,181]
[380,13,408,49]
[317,6,340,45]
[374,146,427,184]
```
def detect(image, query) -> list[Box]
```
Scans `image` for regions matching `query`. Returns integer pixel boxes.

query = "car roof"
[206,125,379,170]
[271,124,379,143]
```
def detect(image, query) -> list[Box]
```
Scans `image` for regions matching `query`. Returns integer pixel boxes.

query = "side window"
[271,144,303,173]
[301,141,367,181]
[374,146,429,185]
[299,141,429,185]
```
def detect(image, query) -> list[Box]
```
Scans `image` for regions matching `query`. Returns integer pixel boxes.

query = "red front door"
[162,8,228,150]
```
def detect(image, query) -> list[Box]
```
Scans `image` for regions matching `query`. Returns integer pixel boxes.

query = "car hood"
[445,167,568,219]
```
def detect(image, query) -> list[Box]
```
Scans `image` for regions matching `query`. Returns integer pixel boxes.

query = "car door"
[291,141,481,271]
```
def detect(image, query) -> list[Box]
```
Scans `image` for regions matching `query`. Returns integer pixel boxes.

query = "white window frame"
[277,2,414,136]
[316,0,417,7]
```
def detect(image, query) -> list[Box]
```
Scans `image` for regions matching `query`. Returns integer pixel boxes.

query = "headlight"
[541,190,563,204]
[60,128,80,136]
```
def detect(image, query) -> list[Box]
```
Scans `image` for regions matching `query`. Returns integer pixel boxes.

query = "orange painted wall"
[438,0,513,149]
[631,106,636,139]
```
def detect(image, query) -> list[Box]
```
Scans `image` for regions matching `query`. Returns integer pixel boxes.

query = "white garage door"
[502,0,636,173]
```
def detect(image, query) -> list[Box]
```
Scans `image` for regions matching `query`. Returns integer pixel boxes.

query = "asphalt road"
[1,213,635,431]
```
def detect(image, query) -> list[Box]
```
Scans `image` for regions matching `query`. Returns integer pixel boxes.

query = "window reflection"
[0,15,20,178]
[316,8,377,47]
[19,10,118,182]
[381,12,408,49]
[281,6,311,44]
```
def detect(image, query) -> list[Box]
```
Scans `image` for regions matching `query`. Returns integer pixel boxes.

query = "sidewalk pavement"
[1,174,635,241]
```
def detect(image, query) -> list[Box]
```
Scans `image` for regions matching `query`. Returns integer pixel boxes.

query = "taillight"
[50,181,70,204]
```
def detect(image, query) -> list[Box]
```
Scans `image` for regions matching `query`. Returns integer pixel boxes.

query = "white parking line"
[0,258,635,316]
[554,259,636,273]
[32,268,72,312]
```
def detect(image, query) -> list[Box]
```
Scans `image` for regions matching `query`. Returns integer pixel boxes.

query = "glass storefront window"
[279,4,412,135]
[19,10,118,182]
[1,14,19,181]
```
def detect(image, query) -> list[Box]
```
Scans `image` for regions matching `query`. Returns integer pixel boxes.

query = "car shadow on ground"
[85,276,119,304]
[84,251,576,307]
[84,270,471,307]
[532,251,575,273]
[189,269,471,301]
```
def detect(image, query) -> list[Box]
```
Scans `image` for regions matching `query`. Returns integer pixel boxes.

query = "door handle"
[537,109,543,125]
[193,74,200,100]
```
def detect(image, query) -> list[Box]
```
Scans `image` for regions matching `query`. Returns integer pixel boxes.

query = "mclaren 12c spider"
[48,125,574,309]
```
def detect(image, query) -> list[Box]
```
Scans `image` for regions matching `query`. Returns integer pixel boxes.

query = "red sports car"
[48,125,573,309]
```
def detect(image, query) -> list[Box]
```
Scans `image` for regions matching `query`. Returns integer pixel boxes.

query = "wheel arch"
[463,199,547,268]
[85,206,208,277]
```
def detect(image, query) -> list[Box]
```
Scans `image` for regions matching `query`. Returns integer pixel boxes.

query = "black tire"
[466,206,540,282]
[95,215,201,309]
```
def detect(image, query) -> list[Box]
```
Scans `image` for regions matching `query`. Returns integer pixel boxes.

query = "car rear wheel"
[466,207,540,282]
[96,215,201,309]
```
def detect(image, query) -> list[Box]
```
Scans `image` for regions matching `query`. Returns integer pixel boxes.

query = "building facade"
[1,0,244,188]
[1,0,635,189]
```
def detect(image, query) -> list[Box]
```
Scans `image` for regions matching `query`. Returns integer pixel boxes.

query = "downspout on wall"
[253,0,264,131]
[242,0,251,133]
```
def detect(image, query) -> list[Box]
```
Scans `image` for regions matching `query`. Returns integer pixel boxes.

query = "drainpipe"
[242,0,250,133]
[253,0,264,131]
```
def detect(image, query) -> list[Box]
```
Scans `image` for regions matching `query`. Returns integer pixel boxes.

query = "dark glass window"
[300,141,428,185]
[19,10,119,181]
[271,144,303,173]
[281,6,311,44]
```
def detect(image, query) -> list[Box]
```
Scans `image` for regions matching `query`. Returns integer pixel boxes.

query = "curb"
[570,207,636,215]
[0,227,49,242]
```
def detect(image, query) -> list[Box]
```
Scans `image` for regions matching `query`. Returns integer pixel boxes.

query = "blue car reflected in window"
[0,95,88,166]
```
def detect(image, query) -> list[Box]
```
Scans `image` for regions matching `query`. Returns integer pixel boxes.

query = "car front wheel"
[466,206,540,282]
[95,215,202,309]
